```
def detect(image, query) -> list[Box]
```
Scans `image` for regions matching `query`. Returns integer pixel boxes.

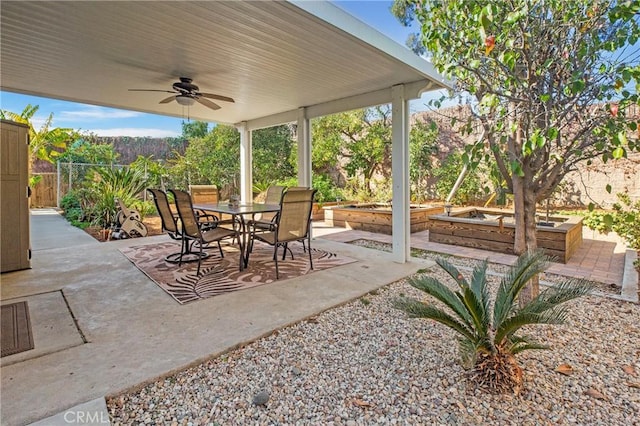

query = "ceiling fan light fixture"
[175,95,195,106]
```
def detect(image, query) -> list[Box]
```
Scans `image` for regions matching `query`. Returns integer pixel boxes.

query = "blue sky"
[0,1,435,138]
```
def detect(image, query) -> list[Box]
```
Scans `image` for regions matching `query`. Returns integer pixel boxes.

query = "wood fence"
[30,173,59,207]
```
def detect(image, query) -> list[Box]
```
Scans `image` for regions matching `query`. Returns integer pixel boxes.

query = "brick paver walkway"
[317,226,627,285]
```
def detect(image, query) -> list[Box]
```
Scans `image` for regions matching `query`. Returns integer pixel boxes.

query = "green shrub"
[60,192,90,227]
[275,176,344,203]
[60,191,81,212]
[434,152,487,205]
[584,193,640,250]
[129,199,156,220]
[311,174,344,203]
[394,250,593,394]
[340,176,392,203]
[64,207,83,223]
[81,167,148,228]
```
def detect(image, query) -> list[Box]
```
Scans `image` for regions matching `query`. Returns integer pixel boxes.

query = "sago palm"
[394,250,593,394]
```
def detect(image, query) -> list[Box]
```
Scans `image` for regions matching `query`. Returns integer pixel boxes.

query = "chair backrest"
[260,185,285,222]
[188,185,219,204]
[168,189,202,239]
[276,189,316,242]
[148,188,179,234]
[265,185,285,204]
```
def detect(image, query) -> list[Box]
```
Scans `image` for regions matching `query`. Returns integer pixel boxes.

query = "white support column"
[238,121,253,203]
[391,84,410,263]
[297,107,312,188]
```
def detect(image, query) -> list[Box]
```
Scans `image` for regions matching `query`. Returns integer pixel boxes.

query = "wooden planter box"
[323,203,444,234]
[311,201,352,221]
[427,207,583,263]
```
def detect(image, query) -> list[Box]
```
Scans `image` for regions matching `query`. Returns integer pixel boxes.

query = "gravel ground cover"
[108,242,640,425]
[350,239,624,296]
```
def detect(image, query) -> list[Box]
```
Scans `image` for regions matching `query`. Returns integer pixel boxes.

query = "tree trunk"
[512,174,526,255]
[519,185,540,306]
[365,168,375,196]
[511,115,541,307]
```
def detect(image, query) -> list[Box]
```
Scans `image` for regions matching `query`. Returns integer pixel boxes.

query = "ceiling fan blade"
[159,95,177,104]
[199,92,235,103]
[129,89,177,93]
[196,97,221,110]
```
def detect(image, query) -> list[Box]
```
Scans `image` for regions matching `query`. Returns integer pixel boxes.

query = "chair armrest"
[249,213,278,233]
[195,210,220,231]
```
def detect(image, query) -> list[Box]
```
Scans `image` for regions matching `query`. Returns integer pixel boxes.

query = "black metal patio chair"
[169,189,239,276]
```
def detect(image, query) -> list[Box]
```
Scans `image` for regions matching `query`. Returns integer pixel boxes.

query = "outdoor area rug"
[1,301,34,357]
[120,241,356,304]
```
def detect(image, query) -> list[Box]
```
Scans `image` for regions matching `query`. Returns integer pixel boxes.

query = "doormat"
[1,301,34,357]
[120,241,357,304]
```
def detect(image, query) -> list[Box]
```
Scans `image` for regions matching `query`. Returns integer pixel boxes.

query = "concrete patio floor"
[0,210,433,425]
[0,209,636,425]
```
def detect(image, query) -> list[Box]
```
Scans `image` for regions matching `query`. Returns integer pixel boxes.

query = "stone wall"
[556,153,640,208]
[416,106,640,208]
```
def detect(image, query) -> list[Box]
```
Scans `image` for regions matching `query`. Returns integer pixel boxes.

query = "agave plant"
[394,250,593,394]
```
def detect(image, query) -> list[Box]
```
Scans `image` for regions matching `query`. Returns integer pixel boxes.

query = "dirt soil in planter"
[84,216,164,242]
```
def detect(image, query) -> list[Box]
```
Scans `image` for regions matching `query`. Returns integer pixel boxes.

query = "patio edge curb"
[621,248,639,303]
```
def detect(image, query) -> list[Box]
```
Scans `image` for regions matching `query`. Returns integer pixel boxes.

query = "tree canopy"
[1,104,77,166]
[252,125,296,187]
[312,106,393,196]
[171,124,240,190]
[181,120,209,139]
[394,0,639,301]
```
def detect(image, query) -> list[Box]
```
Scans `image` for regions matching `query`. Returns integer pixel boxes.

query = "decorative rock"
[252,390,270,406]
[106,249,640,425]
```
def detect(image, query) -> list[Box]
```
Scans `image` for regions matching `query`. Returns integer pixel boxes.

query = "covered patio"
[0,210,432,425]
[1,1,450,423]
[0,0,451,263]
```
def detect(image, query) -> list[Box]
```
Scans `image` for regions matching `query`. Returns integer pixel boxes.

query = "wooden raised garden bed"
[323,203,443,234]
[427,207,583,263]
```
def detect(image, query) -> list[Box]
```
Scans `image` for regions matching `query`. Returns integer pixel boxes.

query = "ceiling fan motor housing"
[173,77,199,94]
[129,76,232,110]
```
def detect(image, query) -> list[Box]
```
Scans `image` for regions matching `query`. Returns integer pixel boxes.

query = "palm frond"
[508,335,549,354]
[1,110,24,123]
[525,279,594,314]
[495,307,569,345]
[457,337,477,368]
[493,250,550,327]
[457,336,493,368]
[407,275,474,328]
[435,257,469,289]
[461,286,491,342]
[393,297,475,341]
[469,260,491,326]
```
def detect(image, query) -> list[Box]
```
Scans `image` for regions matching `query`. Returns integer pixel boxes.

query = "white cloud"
[84,128,181,138]
[30,116,48,130]
[59,106,141,120]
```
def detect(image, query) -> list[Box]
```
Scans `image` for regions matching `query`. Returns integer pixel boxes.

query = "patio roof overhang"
[0,1,451,127]
[1,0,452,264]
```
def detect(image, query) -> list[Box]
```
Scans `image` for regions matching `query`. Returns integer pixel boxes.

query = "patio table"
[192,202,280,271]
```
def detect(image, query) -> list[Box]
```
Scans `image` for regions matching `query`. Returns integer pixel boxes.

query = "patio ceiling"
[0,1,450,127]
